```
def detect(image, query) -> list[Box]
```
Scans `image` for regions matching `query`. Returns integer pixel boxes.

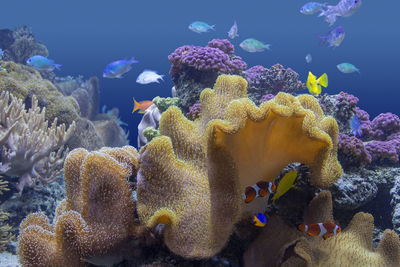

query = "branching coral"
[244,191,400,267]
[18,146,145,267]
[137,75,342,258]
[0,91,76,193]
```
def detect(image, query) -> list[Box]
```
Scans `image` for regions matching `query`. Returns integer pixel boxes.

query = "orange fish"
[298,222,341,239]
[132,97,153,114]
[243,181,276,203]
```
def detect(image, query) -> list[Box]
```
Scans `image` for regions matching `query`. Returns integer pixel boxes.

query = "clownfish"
[243,181,276,203]
[298,222,341,240]
[253,213,267,227]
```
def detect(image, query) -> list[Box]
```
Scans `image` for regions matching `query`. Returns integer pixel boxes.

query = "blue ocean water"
[2,0,399,146]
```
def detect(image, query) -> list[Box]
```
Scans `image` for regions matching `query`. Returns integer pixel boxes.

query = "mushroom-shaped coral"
[244,191,400,267]
[137,75,342,259]
[18,146,144,267]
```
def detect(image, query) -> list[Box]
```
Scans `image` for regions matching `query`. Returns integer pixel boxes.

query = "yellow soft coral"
[244,191,400,267]
[137,74,343,258]
[18,146,143,267]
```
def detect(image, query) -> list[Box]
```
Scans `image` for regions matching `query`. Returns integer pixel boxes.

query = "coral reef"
[0,178,12,252]
[244,191,400,267]
[338,133,371,170]
[0,61,79,127]
[152,96,180,113]
[137,104,161,148]
[18,146,148,267]
[186,103,201,121]
[2,26,49,65]
[137,75,342,258]
[245,64,305,104]
[0,91,75,193]
[142,127,160,143]
[168,39,247,112]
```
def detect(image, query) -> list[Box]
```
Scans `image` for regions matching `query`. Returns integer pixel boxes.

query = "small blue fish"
[188,21,215,33]
[26,55,62,71]
[305,53,312,63]
[300,2,328,15]
[318,26,345,48]
[319,0,362,25]
[103,57,138,78]
[337,63,360,74]
[350,114,362,137]
[253,213,267,227]
[0,49,4,59]
[228,21,239,39]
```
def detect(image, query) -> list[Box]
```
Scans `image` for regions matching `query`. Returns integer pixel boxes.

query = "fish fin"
[318,73,328,87]
[159,74,165,80]
[132,97,140,113]
[317,35,328,46]
[138,110,145,114]
[129,57,139,64]
[54,64,62,70]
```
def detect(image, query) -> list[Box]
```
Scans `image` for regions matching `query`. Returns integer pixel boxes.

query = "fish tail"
[264,44,271,50]
[160,74,165,81]
[54,64,62,70]
[210,25,216,31]
[318,73,328,87]
[132,97,140,113]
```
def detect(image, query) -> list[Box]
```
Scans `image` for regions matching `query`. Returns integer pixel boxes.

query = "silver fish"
[228,21,239,39]
[319,0,362,25]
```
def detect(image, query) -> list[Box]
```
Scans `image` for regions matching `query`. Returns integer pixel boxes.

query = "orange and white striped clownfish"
[298,222,341,240]
[243,181,277,203]
[253,213,267,227]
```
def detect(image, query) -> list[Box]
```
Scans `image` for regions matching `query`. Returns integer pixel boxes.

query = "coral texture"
[18,146,144,267]
[338,133,371,169]
[186,103,201,121]
[0,61,79,127]
[168,39,246,112]
[0,91,76,193]
[137,75,342,259]
[244,191,400,267]
[152,96,180,113]
[245,64,304,104]
[0,178,12,252]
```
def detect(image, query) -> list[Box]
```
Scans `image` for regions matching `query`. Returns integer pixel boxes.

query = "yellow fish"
[271,170,298,202]
[306,72,328,95]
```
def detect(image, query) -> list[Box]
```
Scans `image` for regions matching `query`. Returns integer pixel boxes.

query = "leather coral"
[137,74,343,259]
[18,146,143,267]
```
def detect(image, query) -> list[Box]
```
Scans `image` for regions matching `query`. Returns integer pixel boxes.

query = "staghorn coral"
[0,91,76,193]
[18,146,146,267]
[137,75,342,258]
[244,191,400,267]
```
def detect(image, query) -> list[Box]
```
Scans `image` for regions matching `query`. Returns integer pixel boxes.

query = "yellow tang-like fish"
[271,170,298,202]
[306,71,328,95]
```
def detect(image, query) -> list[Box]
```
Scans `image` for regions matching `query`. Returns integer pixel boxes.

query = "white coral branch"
[0,91,76,193]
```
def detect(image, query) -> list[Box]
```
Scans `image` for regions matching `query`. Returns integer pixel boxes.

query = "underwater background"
[2,0,400,266]
[2,0,399,146]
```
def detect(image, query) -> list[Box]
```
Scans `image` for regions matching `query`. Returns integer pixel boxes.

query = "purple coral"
[338,133,371,169]
[260,94,275,103]
[168,43,246,81]
[365,140,400,164]
[186,103,201,121]
[245,64,304,104]
[335,91,359,124]
[370,113,400,140]
[207,39,234,54]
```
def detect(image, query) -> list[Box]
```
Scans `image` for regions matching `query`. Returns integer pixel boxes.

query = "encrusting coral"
[244,191,400,267]
[18,146,146,267]
[0,91,76,193]
[137,74,342,258]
